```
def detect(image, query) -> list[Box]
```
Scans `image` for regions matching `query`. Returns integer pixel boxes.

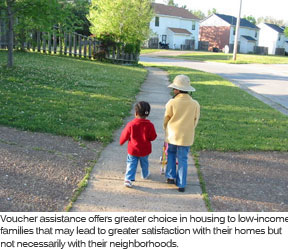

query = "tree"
[1,0,61,67]
[88,0,154,50]
[190,9,206,20]
[243,15,256,24]
[207,8,217,16]
[165,0,177,6]
[284,27,288,38]
[257,16,286,26]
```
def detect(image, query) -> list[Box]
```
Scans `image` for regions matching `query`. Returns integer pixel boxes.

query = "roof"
[265,23,284,33]
[168,27,192,34]
[215,13,259,29]
[241,35,257,41]
[152,3,199,20]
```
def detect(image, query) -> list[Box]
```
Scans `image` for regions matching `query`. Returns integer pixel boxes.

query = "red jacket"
[119,118,157,157]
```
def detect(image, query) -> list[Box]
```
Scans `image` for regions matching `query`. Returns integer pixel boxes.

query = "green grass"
[192,151,212,211]
[0,51,147,143]
[140,48,163,54]
[166,51,288,64]
[151,64,288,151]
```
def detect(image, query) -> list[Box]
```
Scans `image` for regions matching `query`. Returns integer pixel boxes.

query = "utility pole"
[232,0,242,61]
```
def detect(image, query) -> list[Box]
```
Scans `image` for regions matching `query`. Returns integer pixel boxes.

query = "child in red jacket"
[120,101,157,188]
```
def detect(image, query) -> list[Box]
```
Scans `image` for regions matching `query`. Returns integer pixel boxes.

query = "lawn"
[0,51,147,143]
[154,65,288,151]
[165,51,288,64]
[140,48,163,54]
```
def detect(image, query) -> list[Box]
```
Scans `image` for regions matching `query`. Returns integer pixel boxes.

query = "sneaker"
[124,180,132,188]
[178,187,185,192]
[166,178,175,184]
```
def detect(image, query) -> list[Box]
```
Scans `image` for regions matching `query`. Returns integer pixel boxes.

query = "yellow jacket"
[163,93,200,146]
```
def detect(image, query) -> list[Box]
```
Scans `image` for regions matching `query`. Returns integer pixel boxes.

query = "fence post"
[37,31,41,52]
[78,34,82,58]
[59,30,63,55]
[64,32,67,55]
[48,32,51,54]
[83,36,87,58]
[43,32,46,53]
[32,31,36,51]
[112,46,115,60]
[73,33,77,56]
[53,30,57,54]
[88,38,92,59]
[69,33,72,56]
[27,33,30,51]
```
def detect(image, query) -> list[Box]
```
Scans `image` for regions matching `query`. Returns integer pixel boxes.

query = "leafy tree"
[208,8,217,16]
[88,0,154,50]
[190,9,206,20]
[0,0,91,67]
[243,15,256,24]
[284,27,288,38]
[165,0,177,6]
[257,16,286,26]
[1,0,61,67]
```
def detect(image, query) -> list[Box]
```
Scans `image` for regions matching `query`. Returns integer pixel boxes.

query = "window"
[233,28,235,35]
[162,35,167,43]
[192,21,195,30]
[255,31,257,38]
[155,16,159,27]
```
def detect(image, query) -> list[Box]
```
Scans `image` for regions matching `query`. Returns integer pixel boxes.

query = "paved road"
[140,54,288,116]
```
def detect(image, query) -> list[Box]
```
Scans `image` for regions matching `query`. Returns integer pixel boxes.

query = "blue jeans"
[165,144,190,188]
[125,154,149,181]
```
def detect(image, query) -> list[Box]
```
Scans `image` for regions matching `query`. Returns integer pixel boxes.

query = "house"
[200,13,260,53]
[258,23,288,55]
[149,3,200,50]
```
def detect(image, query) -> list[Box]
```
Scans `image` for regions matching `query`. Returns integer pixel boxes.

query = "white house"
[258,23,288,55]
[149,3,200,50]
[200,13,260,53]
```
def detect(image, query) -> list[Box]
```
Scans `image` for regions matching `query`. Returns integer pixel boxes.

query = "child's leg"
[139,155,149,179]
[176,146,190,188]
[165,143,177,180]
[125,154,138,181]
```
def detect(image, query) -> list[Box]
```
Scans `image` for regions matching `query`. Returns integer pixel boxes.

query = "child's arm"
[149,124,157,141]
[163,102,172,130]
[119,124,130,145]
[194,102,200,128]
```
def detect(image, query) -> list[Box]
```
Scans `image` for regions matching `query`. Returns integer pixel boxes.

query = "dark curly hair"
[135,101,151,118]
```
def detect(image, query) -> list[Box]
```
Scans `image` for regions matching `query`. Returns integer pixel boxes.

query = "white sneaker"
[124,180,132,188]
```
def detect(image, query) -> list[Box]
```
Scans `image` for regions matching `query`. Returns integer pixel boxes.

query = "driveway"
[140,54,288,116]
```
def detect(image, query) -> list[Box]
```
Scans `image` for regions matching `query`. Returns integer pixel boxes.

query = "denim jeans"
[125,154,149,181]
[165,143,190,188]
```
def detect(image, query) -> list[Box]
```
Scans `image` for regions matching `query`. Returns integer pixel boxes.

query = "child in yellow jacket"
[163,75,200,192]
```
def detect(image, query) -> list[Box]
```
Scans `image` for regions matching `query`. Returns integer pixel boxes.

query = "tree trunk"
[7,0,14,68]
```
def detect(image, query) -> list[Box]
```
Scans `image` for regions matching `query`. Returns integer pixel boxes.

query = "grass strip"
[65,159,98,211]
[192,151,213,212]
[168,51,288,64]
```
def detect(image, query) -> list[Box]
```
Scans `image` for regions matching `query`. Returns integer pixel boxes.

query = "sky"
[154,0,288,24]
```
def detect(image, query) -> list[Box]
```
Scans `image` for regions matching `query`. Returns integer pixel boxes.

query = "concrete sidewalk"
[71,67,207,212]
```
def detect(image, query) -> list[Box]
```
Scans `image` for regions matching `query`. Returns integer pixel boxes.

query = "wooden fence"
[0,24,139,64]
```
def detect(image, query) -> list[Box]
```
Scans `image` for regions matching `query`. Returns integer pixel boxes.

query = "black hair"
[135,101,151,118]
[173,89,189,98]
